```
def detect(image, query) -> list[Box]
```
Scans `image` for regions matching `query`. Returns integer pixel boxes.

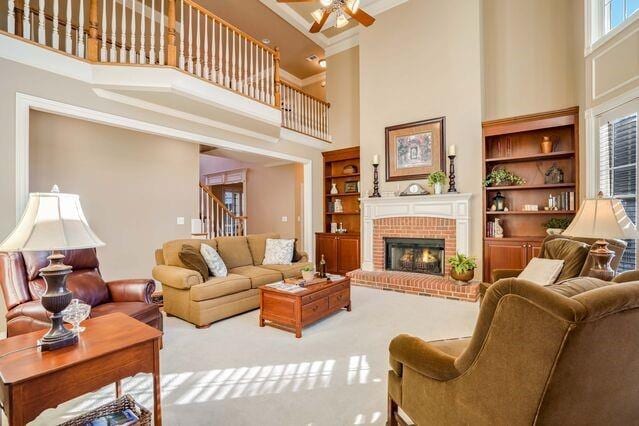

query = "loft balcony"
[1,0,331,145]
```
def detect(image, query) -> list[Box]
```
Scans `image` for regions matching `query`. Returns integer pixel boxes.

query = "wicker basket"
[59,394,152,426]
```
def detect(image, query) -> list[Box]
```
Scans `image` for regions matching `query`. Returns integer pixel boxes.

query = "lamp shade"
[0,187,105,252]
[563,196,639,240]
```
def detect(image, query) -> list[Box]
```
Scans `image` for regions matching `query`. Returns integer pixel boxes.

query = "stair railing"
[198,182,246,237]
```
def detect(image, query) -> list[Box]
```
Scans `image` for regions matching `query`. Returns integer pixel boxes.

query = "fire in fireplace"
[385,237,445,276]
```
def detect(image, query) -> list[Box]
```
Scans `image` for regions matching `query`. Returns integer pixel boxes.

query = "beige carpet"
[27,286,479,425]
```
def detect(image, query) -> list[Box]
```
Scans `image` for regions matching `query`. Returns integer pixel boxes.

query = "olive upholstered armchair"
[388,275,639,425]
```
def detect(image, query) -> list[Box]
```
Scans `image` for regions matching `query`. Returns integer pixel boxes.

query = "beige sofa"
[153,233,312,328]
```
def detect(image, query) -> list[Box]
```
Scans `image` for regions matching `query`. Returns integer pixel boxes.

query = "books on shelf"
[548,191,575,211]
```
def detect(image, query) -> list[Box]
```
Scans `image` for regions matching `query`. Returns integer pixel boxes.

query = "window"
[604,0,639,32]
[599,111,638,271]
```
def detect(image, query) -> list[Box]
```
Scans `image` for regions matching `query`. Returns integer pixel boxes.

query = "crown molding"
[280,69,326,88]
[259,0,408,56]
[302,71,326,86]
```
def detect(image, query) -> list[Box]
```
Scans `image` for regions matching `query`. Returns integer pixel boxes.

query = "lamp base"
[38,252,78,352]
[587,240,616,281]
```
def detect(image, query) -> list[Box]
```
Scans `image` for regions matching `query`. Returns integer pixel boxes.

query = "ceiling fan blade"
[344,7,375,27]
[310,9,331,33]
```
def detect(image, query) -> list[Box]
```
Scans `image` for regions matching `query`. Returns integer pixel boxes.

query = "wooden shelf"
[326,193,360,197]
[485,236,545,242]
[486,183,576,191]
[326,212,360,215]
[325,173,360,179]
[485,150,575,164]
[486,210,575,215]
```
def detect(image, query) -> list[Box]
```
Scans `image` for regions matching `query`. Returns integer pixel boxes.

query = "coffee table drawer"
[329,288,350,310]
[301,281,349,305]
[302,298,329,323]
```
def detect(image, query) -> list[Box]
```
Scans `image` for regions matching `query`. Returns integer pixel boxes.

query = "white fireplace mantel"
[360,193,473,271]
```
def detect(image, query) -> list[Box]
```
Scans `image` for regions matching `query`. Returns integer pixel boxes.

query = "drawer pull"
[313,305,319,312]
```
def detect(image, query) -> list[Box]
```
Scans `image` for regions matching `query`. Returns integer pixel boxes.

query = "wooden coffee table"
[259,277,351,338]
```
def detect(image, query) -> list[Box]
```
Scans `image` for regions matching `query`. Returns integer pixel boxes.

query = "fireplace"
[385,237,445,276]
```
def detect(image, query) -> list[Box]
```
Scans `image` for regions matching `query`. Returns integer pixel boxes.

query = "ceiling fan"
[277,0,375,33]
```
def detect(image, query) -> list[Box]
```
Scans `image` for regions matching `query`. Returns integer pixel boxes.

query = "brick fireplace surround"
[348,194,479,302]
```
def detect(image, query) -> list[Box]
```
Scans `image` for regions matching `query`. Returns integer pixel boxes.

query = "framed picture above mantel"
[385,117,446,182]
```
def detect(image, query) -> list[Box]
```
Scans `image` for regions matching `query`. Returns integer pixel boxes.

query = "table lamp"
[562,192,639,280]
[0,186,104,351]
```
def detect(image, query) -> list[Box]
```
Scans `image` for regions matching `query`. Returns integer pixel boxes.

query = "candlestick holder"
[448,155,457,193]
[372,164,381,197]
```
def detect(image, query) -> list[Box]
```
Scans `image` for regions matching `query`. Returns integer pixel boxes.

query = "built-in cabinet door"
[529,242,542,259]
[316,234,338,274]
[337,236,360,275]
[483,240,528,282]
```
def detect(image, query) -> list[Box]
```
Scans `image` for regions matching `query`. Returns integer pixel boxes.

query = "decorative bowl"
[451,269,474,283]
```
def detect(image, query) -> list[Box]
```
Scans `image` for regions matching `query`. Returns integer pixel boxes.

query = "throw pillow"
[542,238,590,282]
[178,244,210,280]
[200,243,228,277]
[292,238,303,262]
[518,257,564,286]
[263,238,295,265]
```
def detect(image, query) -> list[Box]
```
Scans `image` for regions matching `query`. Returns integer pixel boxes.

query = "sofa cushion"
[542,238,590,282]
[215,236,254,269]
[260,262,313,279]
[28,270,110,307]
[229,266,283,288]
[247,233,279,265]
[22,249,100,281]
[190,274,251,301]
[178,244,209,280]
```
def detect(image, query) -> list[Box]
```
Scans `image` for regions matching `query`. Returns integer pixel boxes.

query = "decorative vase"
[541,136,553,154]
[302,270,316,281]
[334,199,343,213]
[494,218,504,238]
[434,182,443,195]
[451,269,474,283]
[330,183,339,195]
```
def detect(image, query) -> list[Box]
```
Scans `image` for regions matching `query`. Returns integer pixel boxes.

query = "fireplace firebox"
[385,237,445,276]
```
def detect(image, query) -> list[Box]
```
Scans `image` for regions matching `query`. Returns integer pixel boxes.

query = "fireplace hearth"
[385,237,445,276]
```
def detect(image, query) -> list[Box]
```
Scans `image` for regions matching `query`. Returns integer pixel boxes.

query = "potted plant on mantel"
[427,171,447,195]
[448,253,477,283]
[544,217,573,235]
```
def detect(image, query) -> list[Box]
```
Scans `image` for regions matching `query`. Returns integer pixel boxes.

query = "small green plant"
[448,253,477,274]
[483,168,526,187]
[301,266,314,272]
[427,171,447,186]
[544,217,572,229]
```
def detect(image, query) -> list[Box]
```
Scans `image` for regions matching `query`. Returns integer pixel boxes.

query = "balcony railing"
[4,0,330,141]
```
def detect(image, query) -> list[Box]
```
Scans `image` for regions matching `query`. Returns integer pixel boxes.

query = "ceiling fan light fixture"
[311,8,325,24]
[346,0,360,13]
[319,59,327,68]
[320,0,332,6]
[335,12,349,28]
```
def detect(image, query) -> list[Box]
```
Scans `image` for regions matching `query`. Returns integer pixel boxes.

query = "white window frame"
[585,0,639,55]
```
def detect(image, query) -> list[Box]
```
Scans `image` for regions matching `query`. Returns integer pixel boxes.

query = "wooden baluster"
[167,0,177,66]
[78,0,85,57]
[64,0,72,52]
[195,10,201,76]
[8,0,15,34]
[187,3,193,73]
[262,48,267,102]
[36,0,44,44]
[224,25,229,86]
[109,0,116,61]
[159,0,165,64]
[203,16,208,79]
[217,21,223,83]
[50,0,60,48]
[22,0,30,40]
[249,41,254,98]
[210,18,216,81]
[148,0,155,63]
[178,0,185,69]
[274,47,281,108]
[243,37,248,94]
[98,0,107,60]
[139,0,146,64]
[259,48,265,102]
[120,0,127,62]
[231,30,236,90]
[86,0,98,60]
[237,35,243,93]
[129,0,136,63]
[268,51,273,105]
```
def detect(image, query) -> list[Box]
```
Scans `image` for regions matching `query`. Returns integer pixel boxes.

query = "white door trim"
[15,93,315,257]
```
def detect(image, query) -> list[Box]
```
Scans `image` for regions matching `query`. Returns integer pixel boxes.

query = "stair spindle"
[22,0,30,40]
[243,37,248,94]
[99,0,107,60]
[195,10,201,76]
[51,0,60,48]
[120,0,127,62]
[203,15,208,79]
[217,21,223,83]
[187,3,193,73]
[178,0,185,69]
[140,0,146,64]
[129,0,136,63]
[8,0,15,34]
[224,25,229,86]
[37,0,44,44]
[159,0,165,64]
[149,0,155,63]
[78,0,84,57]
[231,30,236,90]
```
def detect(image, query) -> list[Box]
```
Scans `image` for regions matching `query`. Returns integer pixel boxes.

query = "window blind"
[599,113,638,271]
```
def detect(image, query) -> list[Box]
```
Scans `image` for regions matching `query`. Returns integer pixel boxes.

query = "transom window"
[604,0,639,32]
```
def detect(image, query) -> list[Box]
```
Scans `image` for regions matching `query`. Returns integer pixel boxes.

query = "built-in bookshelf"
[482,107,580,281]
[322,147,361,233]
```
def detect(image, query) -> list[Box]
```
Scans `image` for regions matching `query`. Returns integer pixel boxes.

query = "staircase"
[198,182,246,238]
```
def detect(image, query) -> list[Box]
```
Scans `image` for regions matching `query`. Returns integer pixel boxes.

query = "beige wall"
[359,0,483,269]
[29,111,199,280]
[482,0,583,121]
[327,46,360,148]
[302,79,326,101]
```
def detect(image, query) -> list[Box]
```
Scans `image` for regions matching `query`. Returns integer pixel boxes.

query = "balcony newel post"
[274,46,281,108]
[87,0,99,61]
[167,0,177,66]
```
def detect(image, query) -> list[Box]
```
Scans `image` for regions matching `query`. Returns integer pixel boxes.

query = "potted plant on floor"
[449,253,477,283]
[427,171,447,195]
[544,217,573,235]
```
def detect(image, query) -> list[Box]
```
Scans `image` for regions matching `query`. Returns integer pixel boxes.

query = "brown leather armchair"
[1,249,162,337]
